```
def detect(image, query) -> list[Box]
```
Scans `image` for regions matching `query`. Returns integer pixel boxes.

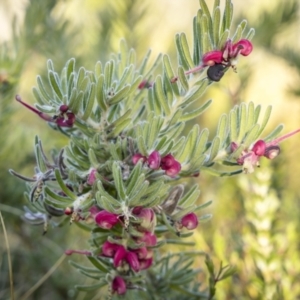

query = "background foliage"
[0,0,299,299]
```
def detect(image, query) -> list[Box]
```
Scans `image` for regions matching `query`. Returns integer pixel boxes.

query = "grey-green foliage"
[9,0,280,298]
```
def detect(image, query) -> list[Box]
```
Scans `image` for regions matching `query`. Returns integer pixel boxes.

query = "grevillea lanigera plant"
[10,0,300,299]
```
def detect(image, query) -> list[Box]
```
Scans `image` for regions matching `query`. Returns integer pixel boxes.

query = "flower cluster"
[232,129,300,173]
[132,151,181,177]
[65,202,199,295]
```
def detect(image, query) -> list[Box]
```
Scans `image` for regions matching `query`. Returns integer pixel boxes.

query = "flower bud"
[148,151,161,169]
[113,245,127,268]
[252,140,266,156]
[95,210,119,229]
[112,276,126,295]
[132,153,147,165]
[139,231,157,247]
[102,241,119,257]
[87,168,97,185]
[160,154,181,177]
[139,257,153,270]
[132,206,156,232]
[181,212,199,230]
[264,145,280,160]
[125,251,140,272]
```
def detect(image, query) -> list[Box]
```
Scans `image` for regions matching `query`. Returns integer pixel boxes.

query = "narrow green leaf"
[179,33,194,69]
[66,58,75,82]
[246,28,255,40]
[207,136,221,162]
[108,85,130,105]
[104,60,114,88]
[243,124,260,147]
[193,17,201,66]
[229,107,238,142]
[97,181,120,206]
[44,186,73,204]
[96,74,107,111]
[117,64,134,92]
[263,124,284,142]
[54,169,77,200]
[32,88,48,106]
[36,76,51,103]
[82,82,95,121]
[139,49,151,75]
[112,162,126,201]
[163,54,180,96]
[180,79,209,108]
[95,61,102,78]
[218,29,230,49]
[212,6,221,47]
[245,101,255,132]
[257,105,272,136]
[237,103,248,143]
[75,282,107,292]
[180,99,212,122]
[48,71,63,101]
[154,75,170,115]
[178,66,189,92]
[217,114,228,145]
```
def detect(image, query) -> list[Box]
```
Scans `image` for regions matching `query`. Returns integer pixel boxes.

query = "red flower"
[160,154,181,177]
[125,251,140,272]
[132,153,147,165]
[181,212,199,230]
[94,210,119,229]
[112,276,126,295]
[147,151,161,169]
[132,206,156,232]
[87,168,97,185]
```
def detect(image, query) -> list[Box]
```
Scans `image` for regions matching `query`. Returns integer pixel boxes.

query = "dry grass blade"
[20,254,67,300]
[0,211,14,300]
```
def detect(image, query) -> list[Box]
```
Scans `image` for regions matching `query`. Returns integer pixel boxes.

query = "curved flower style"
[15,95,75,127]
[233,128,300,173]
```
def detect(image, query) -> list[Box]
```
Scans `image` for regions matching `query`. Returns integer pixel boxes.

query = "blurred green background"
[0,0,300,299]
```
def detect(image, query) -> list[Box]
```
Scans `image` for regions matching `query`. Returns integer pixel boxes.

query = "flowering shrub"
[9,0,300,298]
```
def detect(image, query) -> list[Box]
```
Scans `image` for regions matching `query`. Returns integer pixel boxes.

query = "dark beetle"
[207,64,226,82]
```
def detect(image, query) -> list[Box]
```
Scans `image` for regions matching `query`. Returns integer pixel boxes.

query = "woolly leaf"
[180,99,212,122]
[81,82,95,121]
[108,84,130,105]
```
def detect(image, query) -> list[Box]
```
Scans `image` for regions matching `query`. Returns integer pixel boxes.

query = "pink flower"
[138,231,157,247]
[87,168,97,185]
[102,241,120,257]
[233,128,300,173]
[181,212,199,230]
[202,39,253,68]
[132,207,156,232]
[113,245,127,268]
[94,210,119,229]
[139,257,153,270]
[16,95,75,127]
[132,153,147,165]
[160,154,181,177]
[112,276,126,295]
[147,151,161,169]
[125,251,140,272]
